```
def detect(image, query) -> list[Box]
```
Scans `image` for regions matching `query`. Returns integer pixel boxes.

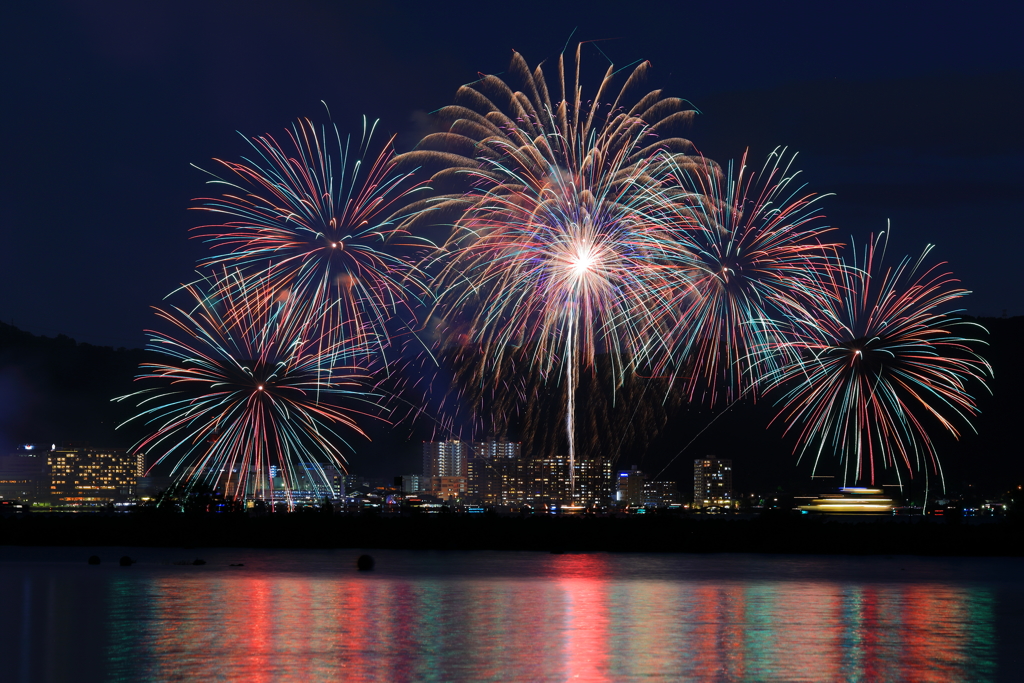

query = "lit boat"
[798,487,894,514]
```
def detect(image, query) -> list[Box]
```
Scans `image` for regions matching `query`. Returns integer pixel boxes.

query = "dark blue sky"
[2,0,1022,349]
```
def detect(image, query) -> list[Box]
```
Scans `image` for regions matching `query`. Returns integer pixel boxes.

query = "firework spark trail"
[405,46,704,498]
[117,269,382,504]
[191,116,435,369]
[641,148,843,405]
[759,231,991,485]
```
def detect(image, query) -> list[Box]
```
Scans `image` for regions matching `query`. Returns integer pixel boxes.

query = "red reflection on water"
[110,561,991,681]
[902,584,973,683]
[243,577,275,683]
[764,583,844,680]
[688,584,749,679]
[555,554,611,682]
[333,577,378,682]
[386,580,420,683]
[861,585,883,681]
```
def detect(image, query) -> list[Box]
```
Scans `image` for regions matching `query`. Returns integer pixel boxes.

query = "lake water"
[0,547,1020,682]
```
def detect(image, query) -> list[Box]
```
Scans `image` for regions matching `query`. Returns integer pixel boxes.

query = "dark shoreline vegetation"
[2,513,1023,557]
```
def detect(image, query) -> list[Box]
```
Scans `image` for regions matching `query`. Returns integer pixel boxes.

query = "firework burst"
[645,149,842,405]
[413,46,702,495]
[192,116,433,365]
[397,44,704,218]
[761,232,991,485]
[118,270,381,504]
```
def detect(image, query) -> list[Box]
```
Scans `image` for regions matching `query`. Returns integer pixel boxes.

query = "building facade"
[0,445,48,503]
[472,439,521,461]
[616,467,680,508]
[397,473,423,494]
[426,475,468,501]
[423,441,468,478]
[468,440,522,504]
[643,480,681,507]
[287,462,343,501]
[616,466,646,505]
[467,451,613,507]
[693,458,733,508]
[467,454,525,505]
[134,451,147,478]
[47,447,136,506]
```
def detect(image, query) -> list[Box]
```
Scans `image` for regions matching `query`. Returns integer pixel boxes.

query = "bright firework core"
[556,236,611,286]
[570,248,597,274]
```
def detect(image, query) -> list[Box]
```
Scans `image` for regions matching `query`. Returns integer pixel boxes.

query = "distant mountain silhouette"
[0,322,153,452]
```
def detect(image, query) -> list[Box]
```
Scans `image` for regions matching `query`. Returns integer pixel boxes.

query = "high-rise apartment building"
[421,442,469,501]
[472,439,521,461]
[422,441,467,478]
[468,440,522,504]
[467,455,525,505]
[693,458,733,508]
[524,455,613,506]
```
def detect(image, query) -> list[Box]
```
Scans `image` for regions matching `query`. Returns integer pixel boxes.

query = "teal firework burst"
[192,116,433,363]
[117,270,381,504]
[761,232,991,485]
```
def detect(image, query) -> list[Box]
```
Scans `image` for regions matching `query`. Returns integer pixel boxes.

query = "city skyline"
[3,431,1011,514]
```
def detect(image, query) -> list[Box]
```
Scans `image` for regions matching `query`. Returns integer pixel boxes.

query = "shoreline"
[1,513,1021,556]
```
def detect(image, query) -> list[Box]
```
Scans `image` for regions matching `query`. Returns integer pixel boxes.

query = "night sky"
[2,0,1022,350]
